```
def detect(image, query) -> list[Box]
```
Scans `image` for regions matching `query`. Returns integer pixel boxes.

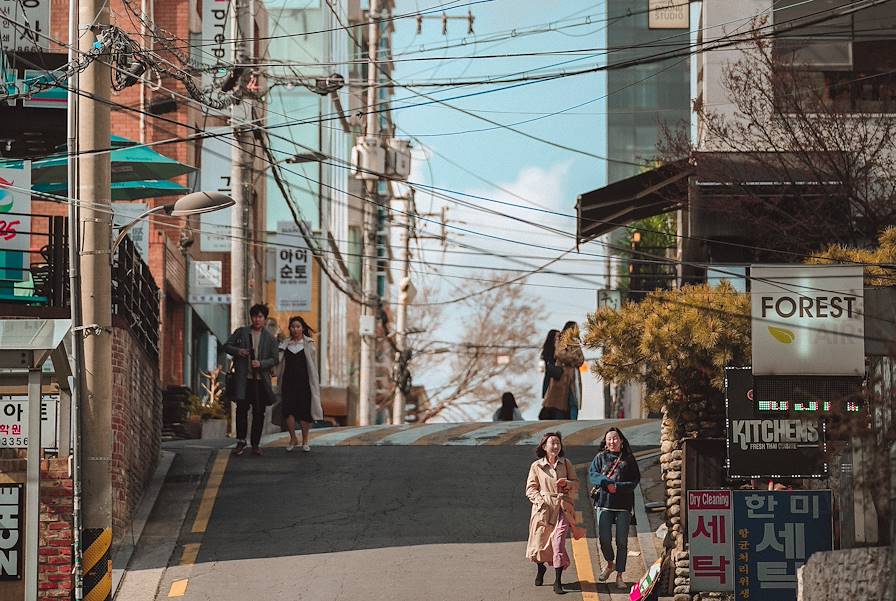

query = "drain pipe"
[66,0,84,597]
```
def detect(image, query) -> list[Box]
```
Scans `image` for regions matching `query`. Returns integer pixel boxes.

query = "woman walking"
[588,427,641,589]
[539,329,568,420]
[555,321,585,419]
[493,392,523,421]
[525,432,582,594]
[276,316,323,452]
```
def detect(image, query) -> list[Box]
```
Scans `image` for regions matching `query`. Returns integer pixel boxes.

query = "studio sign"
[751,265,864,376]
[731,419,820,451]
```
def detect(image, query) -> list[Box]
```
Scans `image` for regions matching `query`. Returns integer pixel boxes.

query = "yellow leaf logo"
[768,326,795,344]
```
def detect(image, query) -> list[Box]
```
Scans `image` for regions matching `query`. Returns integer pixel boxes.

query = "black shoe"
[232,441,247,456]
[535,564,546,586]
[553,581,565,595]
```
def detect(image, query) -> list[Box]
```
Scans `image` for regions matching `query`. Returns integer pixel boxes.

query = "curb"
[111,449,176,600]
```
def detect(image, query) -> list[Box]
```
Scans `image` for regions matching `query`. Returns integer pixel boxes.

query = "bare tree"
[661,23,896,255]
[407,272,545,422]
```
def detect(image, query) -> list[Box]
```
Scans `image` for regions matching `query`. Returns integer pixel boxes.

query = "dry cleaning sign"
[751,265,864,376]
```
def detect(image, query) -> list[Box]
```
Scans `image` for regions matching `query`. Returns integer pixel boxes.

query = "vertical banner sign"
[199,129,233,252]
[275,221,312,312]
[0,395,59,449]
[0,483,22,579]
[648,0,689,29]
[688,490,734,592]
[0,0,50,52]
[733,490,833,601]
[725,367,827,478]
[751,265,864,376]
[0,161,30,282]
[201,0,231,88]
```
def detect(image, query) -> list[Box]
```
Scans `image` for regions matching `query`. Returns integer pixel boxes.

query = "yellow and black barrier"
[82,527,112,601]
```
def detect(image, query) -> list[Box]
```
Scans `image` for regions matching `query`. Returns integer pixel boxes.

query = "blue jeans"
[595,508,631,572]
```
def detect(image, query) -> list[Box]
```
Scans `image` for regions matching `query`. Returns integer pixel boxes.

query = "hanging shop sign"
[193,260,223,288]
[648,0,689,29]
[0,161,31,282]
[0,395,58,449]
[751,265,864,376]
[199,129,233,252]
[0,483,22,579]
[0,0,50,52]
[201,0,231,88]
[688,490,734,592]
[725,368,826,479]
[733,490,833,601]
[275,221,312,312]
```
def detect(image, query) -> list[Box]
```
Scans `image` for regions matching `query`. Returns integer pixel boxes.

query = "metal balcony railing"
[0,213,160,357]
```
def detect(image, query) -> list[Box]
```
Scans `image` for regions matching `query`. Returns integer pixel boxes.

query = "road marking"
[192,449,229,534]
[167,579,188,597]
[180,543,200,566]
[570,463,600,601]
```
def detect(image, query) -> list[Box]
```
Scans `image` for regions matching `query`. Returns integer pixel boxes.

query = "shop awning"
[576,159,692,245]
[33,179,190,201]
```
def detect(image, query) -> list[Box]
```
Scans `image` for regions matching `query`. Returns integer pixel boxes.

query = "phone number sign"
[0,395,58,449]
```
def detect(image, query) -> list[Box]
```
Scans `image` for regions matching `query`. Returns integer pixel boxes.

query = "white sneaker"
[616,574,626,590]
[286,443,295,452]
[302,444,311,452]
[598,562,615,581]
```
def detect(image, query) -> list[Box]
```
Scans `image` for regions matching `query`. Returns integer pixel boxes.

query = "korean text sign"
[0,161,31,282]
[733,490,833,601]
[688,490,734,592]
[0,395,59,449]
[725,367,827,478]
[275,221,312,312]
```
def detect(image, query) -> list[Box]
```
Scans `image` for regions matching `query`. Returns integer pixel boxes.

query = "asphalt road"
[149,444,615,601]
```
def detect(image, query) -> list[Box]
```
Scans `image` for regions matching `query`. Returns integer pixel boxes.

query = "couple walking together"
[525,427,641,594]
[224,304,323,455]
[540,321,585,420]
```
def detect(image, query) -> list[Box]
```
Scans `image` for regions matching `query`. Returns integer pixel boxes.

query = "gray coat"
[224,326,279,403]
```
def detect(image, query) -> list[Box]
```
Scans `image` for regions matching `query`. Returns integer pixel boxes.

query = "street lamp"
[112,190,235,250]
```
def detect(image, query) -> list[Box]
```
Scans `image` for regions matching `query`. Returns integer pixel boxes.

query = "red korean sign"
[688,490,734,592]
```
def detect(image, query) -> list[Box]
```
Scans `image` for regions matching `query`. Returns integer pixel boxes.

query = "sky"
[389,0,612,419]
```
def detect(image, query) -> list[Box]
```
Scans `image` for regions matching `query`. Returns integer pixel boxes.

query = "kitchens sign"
[751,265,864,376]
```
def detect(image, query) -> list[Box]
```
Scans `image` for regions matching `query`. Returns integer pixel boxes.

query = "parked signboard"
[733,490,833,600]
[0,483,22,579]
[688,490,734,592]
[725,368,827,478]
[751,265,864,376]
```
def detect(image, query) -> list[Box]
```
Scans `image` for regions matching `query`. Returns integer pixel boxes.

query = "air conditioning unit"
[351,136,385,180]
[385,138,412,180]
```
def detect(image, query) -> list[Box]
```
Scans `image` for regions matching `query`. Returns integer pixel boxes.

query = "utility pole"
[358,0,381,426]
[78,0,113,598]
[392,189,413,424]
[230,0,250,332]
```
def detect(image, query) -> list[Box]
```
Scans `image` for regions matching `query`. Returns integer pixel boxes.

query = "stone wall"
[798,546,894,601]
[660,396,727,600]
[111,318,162,540]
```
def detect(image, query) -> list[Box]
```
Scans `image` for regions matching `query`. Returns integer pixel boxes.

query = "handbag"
[590,454,622,501]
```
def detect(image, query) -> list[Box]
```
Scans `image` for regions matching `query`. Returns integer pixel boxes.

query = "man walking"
[224,304,279,456]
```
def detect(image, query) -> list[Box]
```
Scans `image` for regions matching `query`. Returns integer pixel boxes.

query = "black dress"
[280,347,313,423]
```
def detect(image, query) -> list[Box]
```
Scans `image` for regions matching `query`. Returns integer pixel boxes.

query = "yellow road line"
[180,543,200,566]
[570,464,600,601]
[192,449,230,534]
[168,579,189,597]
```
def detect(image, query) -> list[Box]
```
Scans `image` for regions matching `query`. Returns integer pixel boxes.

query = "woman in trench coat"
[525,432,583,595]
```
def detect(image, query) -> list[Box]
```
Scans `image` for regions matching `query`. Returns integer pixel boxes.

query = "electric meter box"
[351,137,385,180]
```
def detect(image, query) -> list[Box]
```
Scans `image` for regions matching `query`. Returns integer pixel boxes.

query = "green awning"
[33,179,189,201]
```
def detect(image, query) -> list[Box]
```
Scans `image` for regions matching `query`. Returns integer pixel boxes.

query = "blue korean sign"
[733,490,833,601]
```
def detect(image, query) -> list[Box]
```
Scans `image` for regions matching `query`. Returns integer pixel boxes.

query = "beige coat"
[525,457,580,563]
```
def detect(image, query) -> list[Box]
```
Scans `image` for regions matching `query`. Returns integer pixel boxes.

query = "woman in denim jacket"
[588,427,641,590]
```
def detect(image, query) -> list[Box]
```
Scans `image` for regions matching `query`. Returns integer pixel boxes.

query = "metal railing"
[0,213,160,356]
